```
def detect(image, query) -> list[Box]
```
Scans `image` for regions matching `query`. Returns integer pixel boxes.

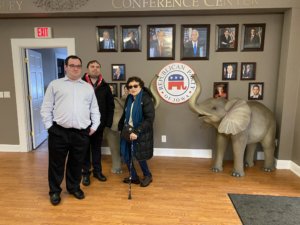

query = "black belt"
[53,122,89,132]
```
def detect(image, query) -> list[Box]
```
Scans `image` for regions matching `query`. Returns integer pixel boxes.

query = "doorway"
[7,38,75,152]
[25,48,68,149]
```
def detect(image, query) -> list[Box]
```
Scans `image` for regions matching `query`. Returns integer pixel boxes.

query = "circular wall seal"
[156,62,196,104]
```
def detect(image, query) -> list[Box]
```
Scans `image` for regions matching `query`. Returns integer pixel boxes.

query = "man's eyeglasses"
[68,64,82,69]
[127,85,139,89]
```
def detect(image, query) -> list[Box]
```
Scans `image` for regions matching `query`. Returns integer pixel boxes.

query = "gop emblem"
[156,62,196,104]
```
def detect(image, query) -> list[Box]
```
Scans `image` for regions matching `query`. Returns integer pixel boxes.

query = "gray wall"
[0,14,283,149]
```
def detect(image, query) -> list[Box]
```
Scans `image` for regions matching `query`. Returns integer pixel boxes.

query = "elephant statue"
[104,96,126,174]
[188,75,276,177]
[105,75,160,174]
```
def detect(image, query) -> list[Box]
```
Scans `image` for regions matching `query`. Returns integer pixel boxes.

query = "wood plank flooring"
[0,142,299,225]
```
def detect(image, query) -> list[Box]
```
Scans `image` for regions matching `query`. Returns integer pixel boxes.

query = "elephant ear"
[218,99,251,135]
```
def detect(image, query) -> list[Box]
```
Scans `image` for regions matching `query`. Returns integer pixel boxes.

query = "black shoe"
[70,189,85,200]
[50,193,61,205]
[93,172,107,182]
[82,175,90,186]
[123,177,140,184]
[140,176,152,187]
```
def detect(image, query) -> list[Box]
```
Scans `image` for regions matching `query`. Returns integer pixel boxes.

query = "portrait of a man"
[112,64,125,81]
[249,82,264,100]
[148,25,175,60]
[243,24,265,51]
[97,26,117,52]
[121,25,141,52]
[222,63,237,80]
[181,25,210,60]
[241,62,256,80]
[217,24,238,51]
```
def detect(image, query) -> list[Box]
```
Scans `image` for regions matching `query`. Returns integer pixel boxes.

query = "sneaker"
[140,176,152,187]
[82,175,90,186]
[123,177,140,184]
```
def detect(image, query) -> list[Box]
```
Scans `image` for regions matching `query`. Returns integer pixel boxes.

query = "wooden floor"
[0,142,299,225]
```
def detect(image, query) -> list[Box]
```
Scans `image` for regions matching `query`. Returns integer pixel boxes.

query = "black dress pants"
[82,125,104,175]
[48,123,89,195]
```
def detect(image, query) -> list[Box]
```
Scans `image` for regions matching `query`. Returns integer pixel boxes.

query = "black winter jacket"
[118,87,155,160]
[82,74,115,129]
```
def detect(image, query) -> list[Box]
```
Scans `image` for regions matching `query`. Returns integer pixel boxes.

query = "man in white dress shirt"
[41,55,100,206]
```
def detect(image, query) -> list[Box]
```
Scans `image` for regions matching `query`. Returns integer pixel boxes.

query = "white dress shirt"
[40,76,100,131]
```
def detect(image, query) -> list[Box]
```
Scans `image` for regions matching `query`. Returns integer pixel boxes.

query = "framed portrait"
[241,62,256,80]
[121,25,141,52]
[216,24,239,51]
[181,24,210,60]
[242,23,266,51]
[213,82,228,99]
[222,62,238,80]
[96,26,117,52]
[147,24,175,60]
[248,82,264,100]
[111,64,126,81]
[108,83,118,97]
[120,83,128,97]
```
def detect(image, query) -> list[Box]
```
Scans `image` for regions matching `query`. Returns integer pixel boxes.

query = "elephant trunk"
[188,74,202,115]
[149,74,160,109]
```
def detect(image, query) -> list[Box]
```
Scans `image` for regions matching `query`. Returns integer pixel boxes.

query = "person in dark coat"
[118,76,155,187]
[81,60,115,186]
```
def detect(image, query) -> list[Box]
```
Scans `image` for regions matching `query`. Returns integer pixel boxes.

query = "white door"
[26,49,48,149]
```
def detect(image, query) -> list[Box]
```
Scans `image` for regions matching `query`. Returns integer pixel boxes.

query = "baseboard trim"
[102,147,212,158]
[276,159,300,177]
[153,148,212,158]
[0,144,25,152]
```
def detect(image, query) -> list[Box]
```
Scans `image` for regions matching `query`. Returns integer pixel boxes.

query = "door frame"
[5,38,75,152]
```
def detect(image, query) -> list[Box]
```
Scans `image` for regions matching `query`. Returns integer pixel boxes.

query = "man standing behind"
[41,55,100,205]
[82,60,115,186]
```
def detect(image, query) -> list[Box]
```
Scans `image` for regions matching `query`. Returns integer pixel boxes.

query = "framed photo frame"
[147,24,175,60]
[213,82,228,99]
[248,82,264,100]
[242,23,266,51]
[96,26,117,52]
[111,64,126,81]
[181,24,210,60]
[121,25,141,52]
[216,24,238,51]
[222,62,238,80]
[241,62,256,80]
[108,83,118,97]
[120,83,128,97]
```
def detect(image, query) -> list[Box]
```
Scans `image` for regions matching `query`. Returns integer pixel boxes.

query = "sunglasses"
[127,84,139,89]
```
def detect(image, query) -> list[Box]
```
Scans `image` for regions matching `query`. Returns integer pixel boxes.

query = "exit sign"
[34,27,52,38]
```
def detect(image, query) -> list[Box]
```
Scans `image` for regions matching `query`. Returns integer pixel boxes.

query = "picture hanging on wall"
[248,82,264,100]
[111,64,126,81]
[120,83,128,98]
[96,26,118,52]
[108,83,118,97]
[213,82,228,99]
[216,24,239,52]
[147,24,175,60]
[180,24,210,60]
[241,62,256,80]
[121,25,142,52]
[242,23,266,51]
[222,62,238,80]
